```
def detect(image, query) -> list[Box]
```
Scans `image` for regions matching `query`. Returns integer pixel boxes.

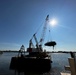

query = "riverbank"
[0,50,76,53]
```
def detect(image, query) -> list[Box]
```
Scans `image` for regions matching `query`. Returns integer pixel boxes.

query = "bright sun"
[49,19,57,26]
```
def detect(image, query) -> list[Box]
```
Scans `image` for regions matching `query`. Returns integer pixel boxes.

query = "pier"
[61,52,76,75]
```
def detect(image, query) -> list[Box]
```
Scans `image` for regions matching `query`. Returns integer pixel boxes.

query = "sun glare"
[49,19,57,26]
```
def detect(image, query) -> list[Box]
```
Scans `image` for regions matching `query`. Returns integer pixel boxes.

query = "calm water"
[0,52,71,75]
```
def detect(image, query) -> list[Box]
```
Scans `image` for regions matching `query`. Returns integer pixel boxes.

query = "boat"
[10,15,53,74]
[45,41,56,50]
[10,41,52,74]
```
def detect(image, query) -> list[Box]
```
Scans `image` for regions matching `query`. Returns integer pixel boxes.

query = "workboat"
[10,42,52,73]
[10,15,55,74]
[10,45,52,73]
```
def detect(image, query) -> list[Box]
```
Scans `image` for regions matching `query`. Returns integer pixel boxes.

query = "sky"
[0,0,76,51]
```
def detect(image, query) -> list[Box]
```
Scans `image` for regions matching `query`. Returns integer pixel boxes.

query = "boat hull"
[10,57,51,73]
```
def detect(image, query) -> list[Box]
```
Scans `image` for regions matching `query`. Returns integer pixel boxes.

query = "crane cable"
[48,29,52,42]
[35,19,45,35]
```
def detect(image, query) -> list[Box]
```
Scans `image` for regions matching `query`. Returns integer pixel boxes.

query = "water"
[0,52,71,75]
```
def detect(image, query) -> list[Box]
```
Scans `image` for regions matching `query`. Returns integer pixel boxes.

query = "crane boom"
[29,39,35,48]
[33,33,39,48]
[39,15,49,46]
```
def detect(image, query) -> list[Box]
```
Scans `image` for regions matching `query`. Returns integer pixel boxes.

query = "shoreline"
[1,51,76,53]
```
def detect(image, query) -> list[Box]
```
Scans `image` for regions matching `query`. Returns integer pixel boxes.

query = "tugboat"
[10,15,53,74]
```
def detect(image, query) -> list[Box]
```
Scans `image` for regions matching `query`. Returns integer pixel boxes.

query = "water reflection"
[14,71,51,75]
[0,52,71,75]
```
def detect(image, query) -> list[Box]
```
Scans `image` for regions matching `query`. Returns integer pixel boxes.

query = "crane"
[28,15,56,52]
[29,15,49,50]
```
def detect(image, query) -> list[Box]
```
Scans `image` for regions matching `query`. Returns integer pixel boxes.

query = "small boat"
[45,41,56,49]
[45,41,56,46]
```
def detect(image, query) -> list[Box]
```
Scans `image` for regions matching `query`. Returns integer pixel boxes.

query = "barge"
[10,15,54,74]
[10,44,52,73]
